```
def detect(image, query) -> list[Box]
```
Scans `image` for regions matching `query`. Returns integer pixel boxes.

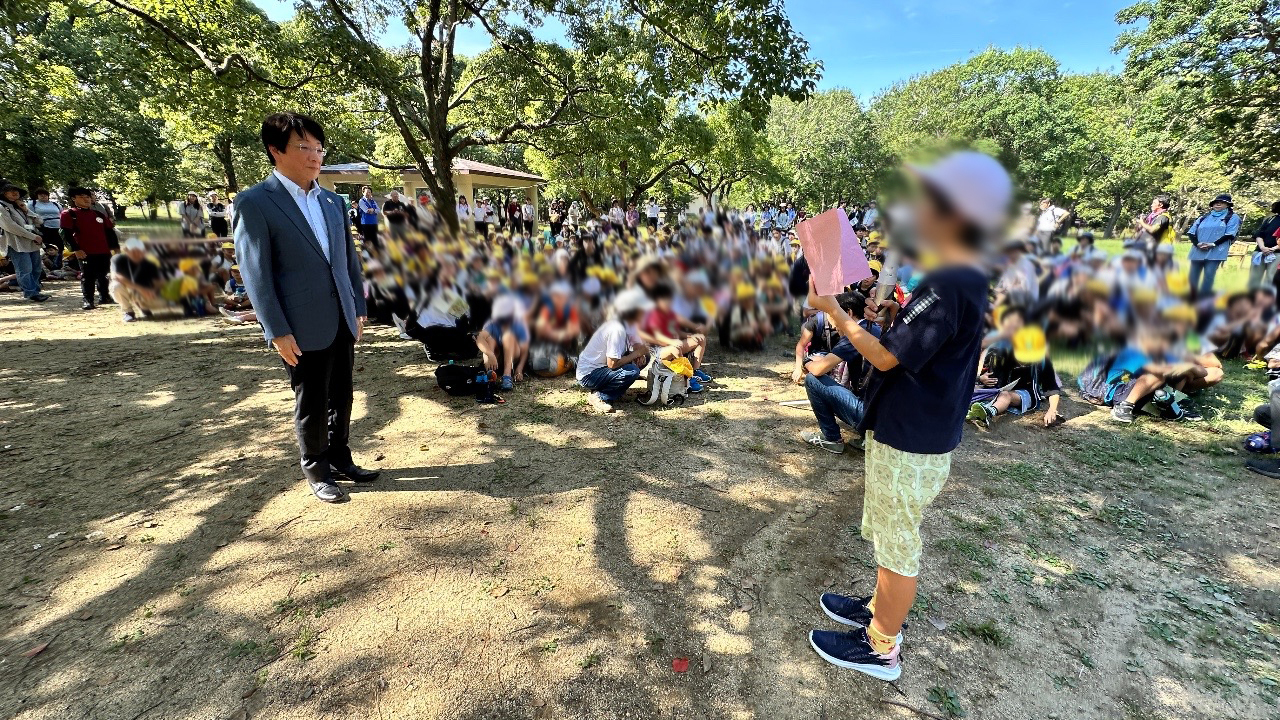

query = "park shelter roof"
[319,160,544,184]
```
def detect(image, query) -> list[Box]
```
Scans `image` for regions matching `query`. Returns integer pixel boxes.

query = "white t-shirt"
[646,202,659,219]
[577,319,632,381]
[1036,206,1067,233]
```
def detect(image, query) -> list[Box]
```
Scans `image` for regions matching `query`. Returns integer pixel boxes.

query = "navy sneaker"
[819,593,905,642]
[820,592,873,626]
[809,627,901,681]
[500,375,514,391]
[693,368,712,383]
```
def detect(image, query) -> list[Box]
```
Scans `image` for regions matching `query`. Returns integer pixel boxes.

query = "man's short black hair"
[1271,200,1280,215]
[69,187,93,198]
[650,282,675,300]
[261,112,326,166]
[34,187,49,196]
[1152,194,1170,210]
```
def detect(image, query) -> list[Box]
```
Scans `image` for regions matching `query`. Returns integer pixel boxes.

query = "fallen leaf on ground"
[701,654,713,673]
[490,586,509,598]
[927,615,948,630]
[105,544,124,551]
[737,601,755,613]
[505,542,519,552]
[740,576,756,590]
[22,642,49,658]
[419,444,430,451]
[672,657,690,673]
[530,699,546,707]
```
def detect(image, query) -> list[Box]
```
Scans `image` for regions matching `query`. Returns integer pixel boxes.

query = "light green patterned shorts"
[861,431,951,577]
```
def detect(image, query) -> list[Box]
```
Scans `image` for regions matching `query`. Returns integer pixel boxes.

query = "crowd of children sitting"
[9,180,1280,476]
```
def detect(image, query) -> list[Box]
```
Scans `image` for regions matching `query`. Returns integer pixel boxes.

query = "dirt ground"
[1,284,1278,720]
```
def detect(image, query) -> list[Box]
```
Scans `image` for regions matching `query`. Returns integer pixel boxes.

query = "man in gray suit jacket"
[233,112,380,503]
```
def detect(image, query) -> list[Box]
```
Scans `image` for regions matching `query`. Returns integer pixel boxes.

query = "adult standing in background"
[383,190,409,240]
[29,188,63,269]
[357,186,380,247]
[61,187,117,310]
[233,111,379,504]
[179,192,206,238]
[1033,197,1068,250]
[456,195,472,232]
[646,197,660,231]
[0,182,49,303]
[1187,193,1242,299]
[1250,200,1280,290]
[207,192,230,238]
[522,196,536,235]
[1133,194,1173,263]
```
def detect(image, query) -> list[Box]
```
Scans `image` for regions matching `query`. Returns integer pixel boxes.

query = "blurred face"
[73,194,92,209]
[37,192,49,201]
[1211,200,1228,211]
[1000,312,1025,334]
[126,248,145,262]
[2,189,18,203]
[1040,200,1051,211]
[270,130,324,185]
[1150,198,1162,212]
[390,191,400,201]
[1122,258,1139,273]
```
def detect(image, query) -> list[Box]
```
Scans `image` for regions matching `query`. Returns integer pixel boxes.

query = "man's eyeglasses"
[294,143,328,157]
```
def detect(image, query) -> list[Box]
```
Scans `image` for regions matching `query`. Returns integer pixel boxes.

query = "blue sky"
[255,0,1132,100]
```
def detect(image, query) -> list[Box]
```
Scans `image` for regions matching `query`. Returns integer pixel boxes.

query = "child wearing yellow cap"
[966,307,1062,429]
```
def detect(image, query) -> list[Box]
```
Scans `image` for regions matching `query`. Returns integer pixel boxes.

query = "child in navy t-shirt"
[802,151,1010,682]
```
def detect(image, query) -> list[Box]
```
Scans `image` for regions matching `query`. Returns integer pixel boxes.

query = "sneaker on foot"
[818,593,906,641]
[391,314,411,340]
[1178,402,1203,422]
[99,295,115,305]
[122,312,137,323]
[500,375,514,391]
[693,369,712,383]
[141,310,154,319]
[1246,455,1280,478]
[81,300,94,310]
[801,430,845,454]
[808,628,901,681]
[30,293,49,303]
[689,377,704,393]
[1111,401,1135,423]
[588,393,615,413]
[966,401,991,429]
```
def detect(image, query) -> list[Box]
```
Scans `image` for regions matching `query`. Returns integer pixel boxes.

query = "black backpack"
[435,363,490,397]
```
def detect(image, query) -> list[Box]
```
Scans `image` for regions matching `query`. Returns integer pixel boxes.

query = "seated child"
[726,282,771,350]
[222,265,252,311]
[534,281,581,351]
[793,291,865,384]
[1094,325,1204,423]
[576,288,653,413]
[477,294,530,392]
[967,320,1063,429]
[1203,292,1266,360]
[640,282,712,390]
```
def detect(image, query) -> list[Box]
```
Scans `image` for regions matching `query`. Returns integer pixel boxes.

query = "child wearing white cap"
[804,151,1011,681]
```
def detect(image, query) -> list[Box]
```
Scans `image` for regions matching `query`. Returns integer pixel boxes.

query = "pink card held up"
[795,208,873,296]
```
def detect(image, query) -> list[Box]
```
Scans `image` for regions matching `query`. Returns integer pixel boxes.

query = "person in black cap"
[1186,193,1241,299]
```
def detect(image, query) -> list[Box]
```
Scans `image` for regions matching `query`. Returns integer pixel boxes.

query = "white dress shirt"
[274,169,330,264]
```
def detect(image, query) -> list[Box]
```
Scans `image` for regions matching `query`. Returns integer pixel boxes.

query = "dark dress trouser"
[284,310,355,483]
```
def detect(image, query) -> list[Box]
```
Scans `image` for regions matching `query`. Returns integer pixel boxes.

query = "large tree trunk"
[213,134,239,192]
[1104,195,1123,238]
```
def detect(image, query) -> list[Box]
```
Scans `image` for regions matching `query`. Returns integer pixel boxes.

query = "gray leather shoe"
[307,479,347,503]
